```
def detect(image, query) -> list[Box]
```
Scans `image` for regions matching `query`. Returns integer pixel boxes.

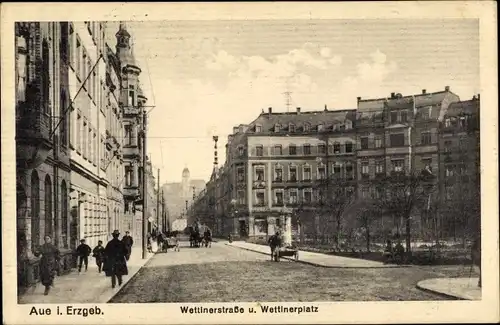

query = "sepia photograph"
[2,2,498,325]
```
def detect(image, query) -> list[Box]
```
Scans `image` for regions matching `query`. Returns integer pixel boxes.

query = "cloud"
[329,55,342,66]
[320,47,331,58]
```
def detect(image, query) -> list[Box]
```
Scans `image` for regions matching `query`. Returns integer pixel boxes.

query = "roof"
[446,99,479,117]
[358,89,460,111]
[246,108,357,134]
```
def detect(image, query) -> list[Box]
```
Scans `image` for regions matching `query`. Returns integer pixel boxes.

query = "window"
[400,110,408,123]
[289,166,297,182]
[390,133,405,147]
[391,159,405,173]
[275,191,284,206]
[16,35,28,103]
[289,189,298,204]
[333,142,341,154]
[289,145,297,155]
[124,124,132,146]
[422,158,432,172]
[391,111,398,123]
[125,166,133,186]
[237,190,245,205]
[360,137,369,149]
[318,165,326,179]
[256,192,265,206]
[445,118,451,127]
[69,24,74,67]
[82,121,87,157]
[274,167,283,182]
[345,163,354,180]
[238,146,244,156]
[444,140,452,153]
[361,161,370,176]
[31,171,40,251]
[289,124,296,133]
[273,145,282,156]
[318,144,326,154]
[345,141,353,153]
[274,124,281,133]
[304,123,311,132]
[333,163,341,176]
[361,187,370,198]
[76,38,81,77]
[256,145,263,157]
[445,186,453,200]
[317,124,324,131]
[375,136,383,148]
[303,144,311,155]
[303,166,311,181]
[255,167,265,181]
[345,120,353,130]
[44,176,53,239]
[445,165,454,177]
[375,160,385,174]
[303,190,312,204]
[88,127,92,161]
[128,86,135,107]
[255,125,262,133]
[60,90,68,146]
[61,181,68,248]
[421,131,432,145]
[237,167,245,182]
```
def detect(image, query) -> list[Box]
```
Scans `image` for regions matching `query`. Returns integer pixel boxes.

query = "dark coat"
[122,235,133,248]
[34,243,60,287]
[76,243,92,257]
[103,238,128,277]
[92,245,105,262]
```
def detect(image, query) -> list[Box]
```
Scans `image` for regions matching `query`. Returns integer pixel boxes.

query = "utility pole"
[157,168,160,230]
[142,109,148,259]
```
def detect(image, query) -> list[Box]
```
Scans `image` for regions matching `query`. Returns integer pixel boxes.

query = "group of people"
[35,230,135,296]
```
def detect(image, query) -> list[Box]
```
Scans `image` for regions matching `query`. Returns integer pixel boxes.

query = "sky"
[106,19,479,184]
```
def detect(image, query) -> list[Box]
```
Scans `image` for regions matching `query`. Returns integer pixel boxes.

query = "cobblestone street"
[109,241,474,303]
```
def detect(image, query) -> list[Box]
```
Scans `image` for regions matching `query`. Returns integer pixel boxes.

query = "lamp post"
[141,109,148,260]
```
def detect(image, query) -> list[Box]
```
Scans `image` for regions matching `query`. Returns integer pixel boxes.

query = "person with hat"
[92,240,105,273]
[121,230,134,261]
[76,238,92,273]
[103,230,129,288]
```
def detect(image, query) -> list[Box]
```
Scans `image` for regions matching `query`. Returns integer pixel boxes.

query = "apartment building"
[15,22,74,288]
[438,96,480,240]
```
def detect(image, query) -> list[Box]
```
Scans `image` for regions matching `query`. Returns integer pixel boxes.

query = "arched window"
[61,181,68,248]
[42,39,50,114]
[44,175,53,240]
[31,171,40,251]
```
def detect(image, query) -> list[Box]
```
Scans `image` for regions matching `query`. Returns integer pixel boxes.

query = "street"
[109,241,471,303]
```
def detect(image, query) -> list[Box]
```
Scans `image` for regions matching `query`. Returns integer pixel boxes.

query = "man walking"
[92,240,105,273]
[76,239,91,272]
[121,231,133,261]
[103,230,128,288]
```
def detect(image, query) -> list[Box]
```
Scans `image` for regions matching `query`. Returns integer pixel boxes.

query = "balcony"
[123,106,141,116]
[123,187,140,198]
[252,180,266,189]
[16,107,53,169]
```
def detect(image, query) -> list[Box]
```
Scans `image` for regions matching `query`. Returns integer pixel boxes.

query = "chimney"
[357,97,361,102]
[391,92,395,99]
[268,107,272,114]
[472,95,477,100]
[296,107,301,114]
[232,126,239,134]
[445,86,450,91]
[422,89,426,94]
[477,94,480,101]
[324,104,328,111]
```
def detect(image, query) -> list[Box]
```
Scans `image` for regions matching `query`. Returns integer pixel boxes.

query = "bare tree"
[316,175,357,248]
[373,169,437,255]
[356,200,383,252]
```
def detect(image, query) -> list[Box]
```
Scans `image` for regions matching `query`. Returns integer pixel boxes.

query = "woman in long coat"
[103,230,128,288]
[33,235,60,295]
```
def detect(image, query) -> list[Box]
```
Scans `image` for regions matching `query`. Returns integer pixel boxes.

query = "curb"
[415,282,467,300]
[226,243,407,269]
[106,253,156,303]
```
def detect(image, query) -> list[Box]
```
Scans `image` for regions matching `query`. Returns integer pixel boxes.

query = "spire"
[116,21,131,49]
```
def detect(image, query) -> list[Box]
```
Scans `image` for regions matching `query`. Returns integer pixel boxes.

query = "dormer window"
[238,146,245,156]
[317,124,324,132]
[289,123,296,133]
[255,124,262,133]
[304,123,311,132]
[345,120,352,130]
[274,124,281,132]
[444,118,451,127]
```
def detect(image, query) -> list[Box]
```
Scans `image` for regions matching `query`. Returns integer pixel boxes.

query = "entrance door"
[239,220,246,238]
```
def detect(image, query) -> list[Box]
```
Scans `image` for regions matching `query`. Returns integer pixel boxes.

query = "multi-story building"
[193,87,480,244]
[114,23,149,243]
[15,22,73,289]
[144,158,159,233]
[356,87,461,238]
[438,95,480,240]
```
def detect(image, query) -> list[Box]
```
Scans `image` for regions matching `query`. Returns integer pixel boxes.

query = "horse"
[190,231,201,248]
[471,237,481,287]
[203,234,212,248]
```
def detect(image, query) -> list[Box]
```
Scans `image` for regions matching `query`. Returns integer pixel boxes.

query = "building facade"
[16,22,74,289]
[192,87,480,244]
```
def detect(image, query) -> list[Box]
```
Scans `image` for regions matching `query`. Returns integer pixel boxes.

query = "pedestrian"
[92,240,105,273]
[103,230,128,288]
[76,239,91,272]
[33,235,60,295]
[268,232,282,261]
[121,230,133,261]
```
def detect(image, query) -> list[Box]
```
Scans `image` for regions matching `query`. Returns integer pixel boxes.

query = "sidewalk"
[18,246,154,304]
[226,241,403,268]
[416,277,482,300]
